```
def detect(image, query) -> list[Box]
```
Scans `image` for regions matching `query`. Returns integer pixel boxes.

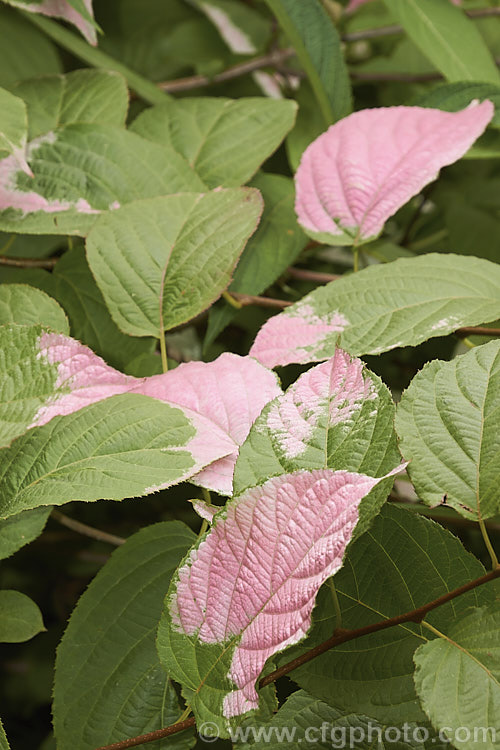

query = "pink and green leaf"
[158,466,404,736]
[294,102,493,245]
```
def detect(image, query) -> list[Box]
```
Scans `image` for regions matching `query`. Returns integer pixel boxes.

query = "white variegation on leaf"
[1,329,281,494]
[250,254,500,367]
[159,465,404,736]
[294,102,493,245]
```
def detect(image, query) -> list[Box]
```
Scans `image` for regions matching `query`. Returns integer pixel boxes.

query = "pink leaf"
[295,101,493,244]
[249,298,349,369]
[169,465,404,720]
[33,334,281,494]
[8,0,97,44]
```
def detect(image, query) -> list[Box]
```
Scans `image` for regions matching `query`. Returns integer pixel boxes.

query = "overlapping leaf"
[50,247,155,371]
[0,590,45,642]
[238,689,446,749]
[53,522,196,750]
[284,505,492,724]
[396,340,500,519]
[234,348,401,535]
[189,0,270,54]
[205,172,307,347]
[0,284,69,332]
[14,69,129,140]
[294,103,493,245]
[0,124,205,235]
[131,97,297,188]
[2,0,98,45]
[264,0,351,126]
[0,393,232,519]
[0,86,31,174]
[0,507,51,560]
[0,719,9,750]
[250,254,500,367]
[381,0,500,84]
[86,189,263,337]
[414,605,500,749]
[158,466,401,736]
[0,328,280,494]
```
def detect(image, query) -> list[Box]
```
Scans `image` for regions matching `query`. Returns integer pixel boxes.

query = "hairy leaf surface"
[0,590,45,642]
[286,505,492,724]
[158,467,401,736]
[294,103,493,245]
[414,605,500,749]
[396,340,500,520]
[86,189,263,337]
[0,285,69,332]
[0,393,232,518]
[53,522,196,750]
[131,97,296,187]
[250,254,500,367]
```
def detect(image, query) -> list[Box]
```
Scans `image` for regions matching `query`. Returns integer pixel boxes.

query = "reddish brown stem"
[259,566,500,688]
[457,327,500,337]
[231,292,293,309]
[94,567,499,750]
[287,267,340,283]
[94,717,196,750]
[0,255,57,269]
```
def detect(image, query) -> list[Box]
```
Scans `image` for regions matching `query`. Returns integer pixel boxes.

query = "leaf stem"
[159,334,169,373]
[51,510,125,546]
[420,620,448,640]
[93,567,500,750]
[328,579,342,629]
[478,515,499,570]
[222,290,244,310]
[353,248,359,273]
[0,255,57,268]
[0,235,16,256]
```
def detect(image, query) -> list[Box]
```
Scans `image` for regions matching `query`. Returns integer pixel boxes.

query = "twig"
[157,48,294,93]
[287,267,340,283]
[94,567,499,750]
[94,717,196,750]
[51,510,125,547]
[342,7,500,42]
[230,292,293,309]
[0,255,58,269]
[259,566,500,688]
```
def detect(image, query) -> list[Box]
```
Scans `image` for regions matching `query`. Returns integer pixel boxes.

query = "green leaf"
[2,0,99,44]
[205,172,306,346]
[0,123,205,236]
[250,254,500,366]
[414,605,500,749]
[0,718,10,750]
[130,97,297,188]
[19,11,167,105]
[233,350,401,537]
[286,80,327,171]
[237,689,444,749]
[0,392,227,519]
[264,0,351,126]
[0,325,62,448]
[381,0,500,84]
[0,285,69,332]
[190,0,270,54]
[51,246,156,371]
[416,83,500,130]
[0,507,50,561]
[0,590,45,643]
[396,340,500,520]
[53,521,196,750]
[285,504,492,724]
[0,5,62,89]
[14,69,129,140]
[86,189,263,338]
[0,86,30,172]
